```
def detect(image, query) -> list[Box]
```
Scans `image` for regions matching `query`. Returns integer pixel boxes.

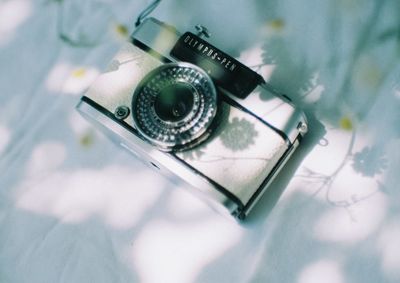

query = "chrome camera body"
[76,18,308,220]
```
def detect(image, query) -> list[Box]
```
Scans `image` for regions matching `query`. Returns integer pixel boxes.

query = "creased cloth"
[0,0,399,282]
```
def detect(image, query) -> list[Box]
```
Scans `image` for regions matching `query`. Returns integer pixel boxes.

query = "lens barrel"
[131,62,218,151]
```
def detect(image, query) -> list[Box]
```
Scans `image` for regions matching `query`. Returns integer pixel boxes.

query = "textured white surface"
[1,0,400,282]
[177,106,287,204]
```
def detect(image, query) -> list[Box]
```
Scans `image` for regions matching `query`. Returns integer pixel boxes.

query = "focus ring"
[131,62,217,151]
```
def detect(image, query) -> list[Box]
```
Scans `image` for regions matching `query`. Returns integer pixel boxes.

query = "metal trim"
[77,96,244,217]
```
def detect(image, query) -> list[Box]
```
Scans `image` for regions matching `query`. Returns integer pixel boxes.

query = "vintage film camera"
[76,18,308,220]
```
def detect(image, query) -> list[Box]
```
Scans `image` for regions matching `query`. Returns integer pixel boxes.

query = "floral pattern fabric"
[0,0,399,282]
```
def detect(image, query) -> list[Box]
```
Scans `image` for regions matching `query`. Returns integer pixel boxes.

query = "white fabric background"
[1,0,399,282]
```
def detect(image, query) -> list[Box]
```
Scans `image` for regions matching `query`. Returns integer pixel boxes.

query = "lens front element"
[132,63,218,151]
[154,82,195,123]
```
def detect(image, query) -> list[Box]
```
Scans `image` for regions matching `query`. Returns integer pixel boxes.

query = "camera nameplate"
[171,32,264,99]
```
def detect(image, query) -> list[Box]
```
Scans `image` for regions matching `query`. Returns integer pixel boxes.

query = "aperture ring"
[132,62,217,151]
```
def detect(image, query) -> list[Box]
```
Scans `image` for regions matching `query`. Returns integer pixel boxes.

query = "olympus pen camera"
[77,18,308,220]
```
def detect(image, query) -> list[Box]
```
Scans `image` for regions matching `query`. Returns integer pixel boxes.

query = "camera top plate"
[170,32,264,99]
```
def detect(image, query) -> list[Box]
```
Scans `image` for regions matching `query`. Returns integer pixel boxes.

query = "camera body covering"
[76,18,308,220]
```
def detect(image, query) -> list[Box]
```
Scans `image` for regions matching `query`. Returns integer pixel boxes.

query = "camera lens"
[131,62,217,151]
[154,83,195,122]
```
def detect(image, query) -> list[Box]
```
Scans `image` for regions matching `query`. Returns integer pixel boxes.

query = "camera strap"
[135,0,162,27]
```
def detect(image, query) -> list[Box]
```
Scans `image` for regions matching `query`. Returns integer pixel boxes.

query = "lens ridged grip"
[132,63,217,151]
